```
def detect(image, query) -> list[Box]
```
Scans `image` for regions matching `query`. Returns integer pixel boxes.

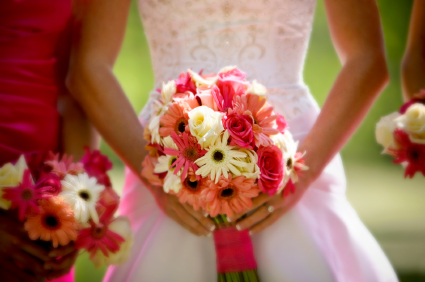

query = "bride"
[68,0,398,281]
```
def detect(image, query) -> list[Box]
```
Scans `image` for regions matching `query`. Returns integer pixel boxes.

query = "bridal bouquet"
[0,149,133,268]
[376,90,425,178]
[141,66,307,281]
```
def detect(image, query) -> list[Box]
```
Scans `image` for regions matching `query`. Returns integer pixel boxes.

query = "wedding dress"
[105,0,398,281]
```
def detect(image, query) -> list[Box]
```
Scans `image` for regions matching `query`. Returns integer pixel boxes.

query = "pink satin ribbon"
[213,227,257,273]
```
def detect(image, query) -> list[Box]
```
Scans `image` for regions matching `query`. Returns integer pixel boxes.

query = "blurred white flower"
[396,103,425,144]
[161,80,176,104]
[0,155,28,209]
[376,112,401,153]
[247,80,267,96]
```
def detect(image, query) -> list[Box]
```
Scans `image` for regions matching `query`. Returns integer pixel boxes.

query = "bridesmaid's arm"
[66,0,215,236]
[231,0,389,233]
[401,0,425,101]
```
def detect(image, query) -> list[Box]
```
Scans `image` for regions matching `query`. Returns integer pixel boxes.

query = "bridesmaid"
[401,0,425,100]
[0,0,95,281]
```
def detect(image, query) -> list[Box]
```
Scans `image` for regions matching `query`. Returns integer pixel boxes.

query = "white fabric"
[104,0,398,281]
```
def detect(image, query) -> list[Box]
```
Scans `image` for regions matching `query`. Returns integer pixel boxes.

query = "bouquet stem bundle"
[213,215,260,282]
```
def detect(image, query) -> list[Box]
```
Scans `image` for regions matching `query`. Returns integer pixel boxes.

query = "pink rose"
[257,145,284,196]
[36,173,62,195]
[196,85,219,111]
[81,147,113,186]
[175,71,196,94]
[276,113,288,133]
[218,68,246,82]
[223,113,255,149]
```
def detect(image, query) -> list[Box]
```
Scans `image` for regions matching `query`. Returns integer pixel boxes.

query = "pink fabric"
[0,1,74,281]
[213,227,257,273]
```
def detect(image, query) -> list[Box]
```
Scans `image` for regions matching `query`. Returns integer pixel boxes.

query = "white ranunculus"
[163,172,182,193]
[188,106,224,148]
[0,155,28,209]
[396,103,425,144]
[237,149,261,179]
[161,80,176,103]
[247,80,267,96]
[376,112,401,152]
[187,69,217,87]
[92,216,134,268]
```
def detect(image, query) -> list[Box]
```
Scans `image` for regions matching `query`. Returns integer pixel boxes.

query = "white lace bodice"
[137,0,319,123]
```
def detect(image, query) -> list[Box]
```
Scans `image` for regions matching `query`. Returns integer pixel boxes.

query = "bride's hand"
[228,175,311,235]
[145,180,216,237]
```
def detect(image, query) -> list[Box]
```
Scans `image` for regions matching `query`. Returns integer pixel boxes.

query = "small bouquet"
[0,149,133,268]
[376,90,425,178]
[141,66,307,281]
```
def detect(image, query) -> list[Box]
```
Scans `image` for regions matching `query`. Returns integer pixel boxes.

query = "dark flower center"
[220,188,235,199]
[183,146,200,162]
[43,215,60,230]
[176,118,187,133]
[184,179,200,192]
[169,157,178,170]
[286,158,292,168]
[213,150,224,162]
[91,224,107,239]
[78,190,91,201]
[407,148,422,163]
[21,189,33,200]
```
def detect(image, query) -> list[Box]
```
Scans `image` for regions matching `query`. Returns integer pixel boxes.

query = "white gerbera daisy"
[154,136,180,175]
[195,130,248,183]
[60,173,105,224]
[237,149,261,179]
[163,173,182,193]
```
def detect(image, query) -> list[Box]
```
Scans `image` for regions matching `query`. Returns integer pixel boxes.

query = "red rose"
[81,147,113,186]
[257,145,284,196]
[223,113,255,149]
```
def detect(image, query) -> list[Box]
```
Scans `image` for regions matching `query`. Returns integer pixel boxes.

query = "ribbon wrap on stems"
[213,226,257,273]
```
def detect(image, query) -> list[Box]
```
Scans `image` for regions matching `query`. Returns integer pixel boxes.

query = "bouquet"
[376,90,425,178]
[141,66,307,281]
[0,149,133,269]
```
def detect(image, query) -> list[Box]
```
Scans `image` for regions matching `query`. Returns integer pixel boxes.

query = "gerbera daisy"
[45,153,84,179]
[201,173,259,218]
[195,130,248,183]
[164,132,206,181]
[391,129,425,178]
[60,173,105,224]
[75,213,125,260]
[234,94,280,147]
[24,197,80,248]
[3,169,50,221]
[159,103,190,138]
[176,168,206,211]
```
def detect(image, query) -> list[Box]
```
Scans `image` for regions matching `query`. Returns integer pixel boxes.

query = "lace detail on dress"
[137,0,317,123]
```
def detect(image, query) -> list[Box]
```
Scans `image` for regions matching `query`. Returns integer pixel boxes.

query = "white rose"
[237,149,261,179]
[376,112,401,152]
[161,80,176,103]
[396,103,425,144]
[92,216,134,268]
[163,172,182,193]
[247,80,267,96]
[188,106,224,148]
[0,155,28,209]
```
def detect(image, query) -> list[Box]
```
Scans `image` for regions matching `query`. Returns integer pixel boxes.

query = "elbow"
[368,52,390,90]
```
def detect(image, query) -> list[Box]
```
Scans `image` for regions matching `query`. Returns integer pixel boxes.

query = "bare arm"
[401,0,425,101]
[66,0,215,236]
[232,0,389,233]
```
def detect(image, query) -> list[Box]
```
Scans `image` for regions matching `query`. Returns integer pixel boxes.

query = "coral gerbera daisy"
[164,132,206,181]
[60,173,105,224]
[45,153,84,180]
[24,197,80,247]
[195,130,248,183]
[3,169,50,221]
[159,103,190,138]
[391,129,425,178]
[176,168,206,211]
[201,173,259,218]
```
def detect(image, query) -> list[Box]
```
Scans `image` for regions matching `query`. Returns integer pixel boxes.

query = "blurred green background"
[75,1,425,281]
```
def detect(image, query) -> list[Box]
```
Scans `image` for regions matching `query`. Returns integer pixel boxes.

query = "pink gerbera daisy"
[176,168,206,211]
[201,173,259,218]
[391,129,425,178]
[45,153,84,179]
[159,103,190,137]
[3,170,50,221]
[234,94,280,147]
[75,208,125,259]
[164,132,206,181]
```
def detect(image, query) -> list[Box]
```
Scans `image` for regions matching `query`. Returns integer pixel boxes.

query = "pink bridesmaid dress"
[0,0,74,281]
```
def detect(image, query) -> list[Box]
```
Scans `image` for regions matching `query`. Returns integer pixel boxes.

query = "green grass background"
[75,1,422,281]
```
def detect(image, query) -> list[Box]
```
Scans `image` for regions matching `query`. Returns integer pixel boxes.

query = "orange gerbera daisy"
[200,173,259,218]
[176,168,206,211]
[159,103,190,138]
[24,197,80,248]
[234,94,280,147]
